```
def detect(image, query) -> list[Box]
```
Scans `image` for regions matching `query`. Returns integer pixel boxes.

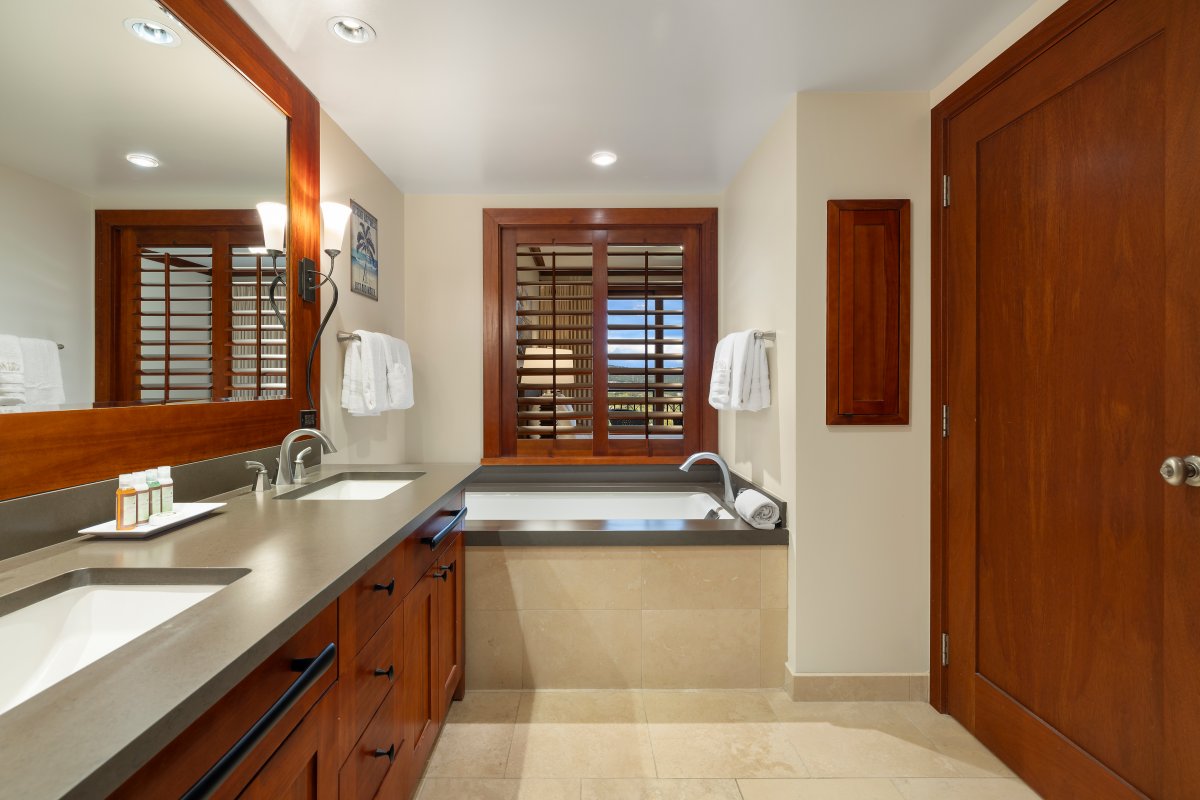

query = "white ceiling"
[0,0,284,208]
[227,0,1035,195]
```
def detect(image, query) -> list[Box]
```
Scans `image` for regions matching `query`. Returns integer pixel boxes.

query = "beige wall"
[0,162,94,405]
[402,193,718,463]
[718,94,931,677]
[930,0,1069,106]
[318,111,407,463]
[792,93,932,674]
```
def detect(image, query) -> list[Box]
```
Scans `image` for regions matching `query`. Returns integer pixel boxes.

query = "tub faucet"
[680,451,735,505]
[276,428,337,488]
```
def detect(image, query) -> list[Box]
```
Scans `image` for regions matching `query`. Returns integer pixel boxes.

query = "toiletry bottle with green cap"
[146,469,162,518]
[158,466,174,514]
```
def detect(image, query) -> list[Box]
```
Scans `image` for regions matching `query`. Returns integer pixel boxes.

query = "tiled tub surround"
[466,545,789,690]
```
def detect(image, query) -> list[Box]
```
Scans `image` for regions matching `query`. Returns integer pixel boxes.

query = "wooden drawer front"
[339,548,402,658]
[237,684,338,800]
[338,686,401,800]
[401,491,466,591]
[342,605,400,754]
[111,604,338,800]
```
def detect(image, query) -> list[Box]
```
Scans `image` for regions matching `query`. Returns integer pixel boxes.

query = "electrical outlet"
[300,409,317,428]
[298,257,318,302]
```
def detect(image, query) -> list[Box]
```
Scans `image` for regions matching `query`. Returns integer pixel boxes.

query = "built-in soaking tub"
[465,490,734,521]
[461,476,789,692]
[464,481,785,548]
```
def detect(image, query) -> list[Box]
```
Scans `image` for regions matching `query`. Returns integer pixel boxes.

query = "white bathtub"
[464,490,733,521]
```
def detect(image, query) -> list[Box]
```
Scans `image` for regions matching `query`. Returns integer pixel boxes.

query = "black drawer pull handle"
[440,562,455,573]
[373,578,395,596]
[421,507,468,549]
[374,665,395,681]
[373,744,397,763]
[434,568,449,581]
[181,641,336,800]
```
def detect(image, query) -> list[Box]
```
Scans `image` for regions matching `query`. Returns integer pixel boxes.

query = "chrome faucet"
[276,428,337,488]
[680,451,735,505]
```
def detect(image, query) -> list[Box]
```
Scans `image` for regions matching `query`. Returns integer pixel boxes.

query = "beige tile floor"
[415,691,1042,799]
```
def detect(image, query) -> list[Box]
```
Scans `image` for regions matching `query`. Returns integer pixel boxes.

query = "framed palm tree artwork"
[350,200,379,300]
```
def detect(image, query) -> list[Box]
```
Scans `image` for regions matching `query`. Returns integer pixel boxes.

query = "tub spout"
[680,451,735,505]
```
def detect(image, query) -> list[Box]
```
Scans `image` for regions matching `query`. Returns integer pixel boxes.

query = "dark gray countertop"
[0,462,478,800]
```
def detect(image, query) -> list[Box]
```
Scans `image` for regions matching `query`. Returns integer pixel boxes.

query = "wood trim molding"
[0,0,320,502]
[928,0,1116,712]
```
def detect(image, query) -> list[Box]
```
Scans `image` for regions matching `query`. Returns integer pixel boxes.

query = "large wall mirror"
[0,0,287,410]
[0,0,320,500]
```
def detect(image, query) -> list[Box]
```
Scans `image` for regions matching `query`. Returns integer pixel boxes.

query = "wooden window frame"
[482,208,718,465]
[0,0,320,502]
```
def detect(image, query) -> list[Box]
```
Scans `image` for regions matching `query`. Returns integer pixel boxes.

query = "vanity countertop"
[0,462,479,800]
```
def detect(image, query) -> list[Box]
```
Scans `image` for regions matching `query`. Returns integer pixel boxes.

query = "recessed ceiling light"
[124,18,181,47]
[126,153,160,168]
[590,151,618,167]
[327,16,376,44]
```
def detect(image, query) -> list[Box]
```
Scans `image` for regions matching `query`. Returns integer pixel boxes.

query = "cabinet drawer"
[338,686,401,800]
[400,491,466,591]
[341,604,400,755]
[111,605,337,800]
[339,548,402,658]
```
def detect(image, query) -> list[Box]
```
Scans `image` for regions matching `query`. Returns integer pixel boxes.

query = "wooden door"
[237,686,337,800]
[936,0,1200,797]
[435,532,466,710]
[402,571,439,774]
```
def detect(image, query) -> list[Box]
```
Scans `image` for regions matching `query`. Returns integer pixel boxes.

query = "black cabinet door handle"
[373,744,397,763]
[372,578,395,596]
[439,562,455,573]
[421,507,468,550]
[181,642,336,800]
[433,568,449,581]
[374,665,395,681]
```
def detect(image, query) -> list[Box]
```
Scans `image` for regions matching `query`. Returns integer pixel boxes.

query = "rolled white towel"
[734,489,780,530]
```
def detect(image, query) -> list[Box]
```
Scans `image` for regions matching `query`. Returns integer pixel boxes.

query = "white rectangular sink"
[278,472,424,501]
[0,570,244,716]
[294,480,414,501]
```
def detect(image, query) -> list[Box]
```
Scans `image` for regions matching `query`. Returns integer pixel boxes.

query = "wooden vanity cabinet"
[434,532,466,711]
[109,491,467,800]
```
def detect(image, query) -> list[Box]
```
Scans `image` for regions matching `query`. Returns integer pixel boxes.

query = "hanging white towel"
[381,335,414,410]
[735,489,780,529]
[710,330,770,411]
[0,335,24,406]
[358,331,389,415]
[340,335,368,416]
[19,338,64,406]
[708,334,735,410]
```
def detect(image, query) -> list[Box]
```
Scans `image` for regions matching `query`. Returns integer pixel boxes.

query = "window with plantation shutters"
[98,211,288,405]
[484,209,718,463]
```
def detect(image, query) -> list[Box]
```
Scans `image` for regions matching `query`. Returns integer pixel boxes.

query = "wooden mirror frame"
[0,0,320,502]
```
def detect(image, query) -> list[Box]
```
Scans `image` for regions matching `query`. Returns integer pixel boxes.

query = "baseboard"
[783,670,929,702]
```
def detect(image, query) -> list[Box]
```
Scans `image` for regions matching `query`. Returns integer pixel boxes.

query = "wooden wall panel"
[826,199,911,426]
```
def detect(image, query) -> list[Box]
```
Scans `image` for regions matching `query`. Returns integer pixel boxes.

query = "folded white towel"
[381,335,414,410]
[0,335,25,406]
[735,489,780,530]
[708,334,735,410]
[710,330,770,412]
[19,338,65,406]
[340,336,367,416]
